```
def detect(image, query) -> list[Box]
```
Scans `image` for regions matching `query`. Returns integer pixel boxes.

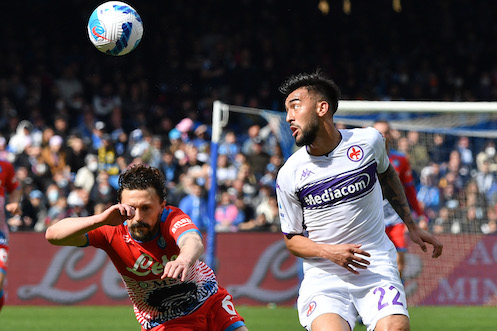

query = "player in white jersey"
[276,70,443,331]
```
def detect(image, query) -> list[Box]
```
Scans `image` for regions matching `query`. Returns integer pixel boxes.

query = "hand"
[409,226,443,258]
[161,256,193,282]
[101,203,136,226]
[321,244,371,275]
[6,202,21,215]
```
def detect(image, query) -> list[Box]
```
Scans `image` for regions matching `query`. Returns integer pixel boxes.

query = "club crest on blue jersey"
[298,161,377,209]
[347,145,364,162]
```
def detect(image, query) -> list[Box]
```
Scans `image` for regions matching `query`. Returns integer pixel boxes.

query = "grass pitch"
[1,305,497,330]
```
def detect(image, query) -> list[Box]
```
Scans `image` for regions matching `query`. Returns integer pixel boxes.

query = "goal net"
[208,100,497,306]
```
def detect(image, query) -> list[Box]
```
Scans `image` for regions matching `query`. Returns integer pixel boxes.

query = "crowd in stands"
[2,1,497,235]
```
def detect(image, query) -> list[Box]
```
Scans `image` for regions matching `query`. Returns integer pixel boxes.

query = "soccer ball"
[87,1,143,56]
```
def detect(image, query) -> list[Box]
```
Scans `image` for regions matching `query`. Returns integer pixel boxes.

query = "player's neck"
[307,127,342,157]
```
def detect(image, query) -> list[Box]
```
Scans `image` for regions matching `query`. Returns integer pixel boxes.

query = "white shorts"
[297,264,409,331]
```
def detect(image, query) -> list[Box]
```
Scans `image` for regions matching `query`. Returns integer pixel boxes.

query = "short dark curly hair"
[117,164,167,203]
[279,69,341,114]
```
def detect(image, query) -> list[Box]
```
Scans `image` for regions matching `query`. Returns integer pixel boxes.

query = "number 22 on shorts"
[373,286,404,311]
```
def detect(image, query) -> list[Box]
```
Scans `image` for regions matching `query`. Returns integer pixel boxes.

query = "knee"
[375,315,409,331]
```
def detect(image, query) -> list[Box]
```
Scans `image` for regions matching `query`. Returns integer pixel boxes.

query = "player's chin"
[130,227,153,241]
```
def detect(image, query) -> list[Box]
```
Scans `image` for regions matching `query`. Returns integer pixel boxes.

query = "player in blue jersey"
[276,70,443,331]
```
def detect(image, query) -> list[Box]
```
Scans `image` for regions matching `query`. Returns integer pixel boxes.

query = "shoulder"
[277,147,307,180]
[340,127,385,153]
[341,127,383,143]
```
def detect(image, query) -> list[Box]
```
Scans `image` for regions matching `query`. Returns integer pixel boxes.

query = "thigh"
[206,287,246,331]
[297,272,357,331]
[352,265,409,331]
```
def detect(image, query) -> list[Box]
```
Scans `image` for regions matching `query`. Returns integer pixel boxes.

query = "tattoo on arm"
[378,165,416,228]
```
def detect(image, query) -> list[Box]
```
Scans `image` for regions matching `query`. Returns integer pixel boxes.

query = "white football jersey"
[276,127,397,275]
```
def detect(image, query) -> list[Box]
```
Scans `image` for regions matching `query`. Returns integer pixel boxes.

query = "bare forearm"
[284,234,324,259]
[45,214,104,246]
[177,232,204,264]
[8,188,22,205]
[378,165,417,229]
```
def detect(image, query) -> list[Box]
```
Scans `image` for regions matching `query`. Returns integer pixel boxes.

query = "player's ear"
[316,100,329,117]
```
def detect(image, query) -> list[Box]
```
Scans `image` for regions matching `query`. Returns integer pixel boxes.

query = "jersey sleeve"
[276,166,304,235]
[3,162,19,194]
[165,207,202,243]
[370,128,390,174]
[86,225,114,249]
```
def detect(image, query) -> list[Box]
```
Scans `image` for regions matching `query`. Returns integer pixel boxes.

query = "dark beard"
[295,116,319,147]
[129,221,155,242]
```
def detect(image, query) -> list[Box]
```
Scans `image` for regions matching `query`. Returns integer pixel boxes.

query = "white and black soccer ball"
[87,1,143,56]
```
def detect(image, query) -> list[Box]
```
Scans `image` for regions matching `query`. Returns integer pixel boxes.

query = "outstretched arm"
[162,231,204,281]
[283,234,370,275]
[5,187,22,215]
[45,203,136,247]
[378,164,443,258]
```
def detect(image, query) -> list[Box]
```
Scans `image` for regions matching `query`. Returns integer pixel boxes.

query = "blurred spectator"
[474,159,496,203]
[53,114,70,140]
[239,195,279,232]
[74,154,98,193]
[432,207,451,234]
[40,135,67,177]
[66,188,90,217]
[180,144,209,186]
[246,138,270,180]
[192,124,210,156]
[15,144,52,190]
[65,134,88,175]
[476,141,497,172]
[235,163,258,203]
[218,131,240,163]
[91,121,107,152]
[428,134,450,165]
[461,206,483,234]
[90,170,118,212]
[216,154,237,189]
[178,182,209,231]
[7,120,33,155]
[9,189,47,232]
[416,171,441,219]
[215,192,241,232]
[456,136,474,169]
[241,124,261,155]
[482,207,497,235]
[406,130,430,179]
[158,149,180,192]
[45,196,69,228]
[97,134,120,176]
